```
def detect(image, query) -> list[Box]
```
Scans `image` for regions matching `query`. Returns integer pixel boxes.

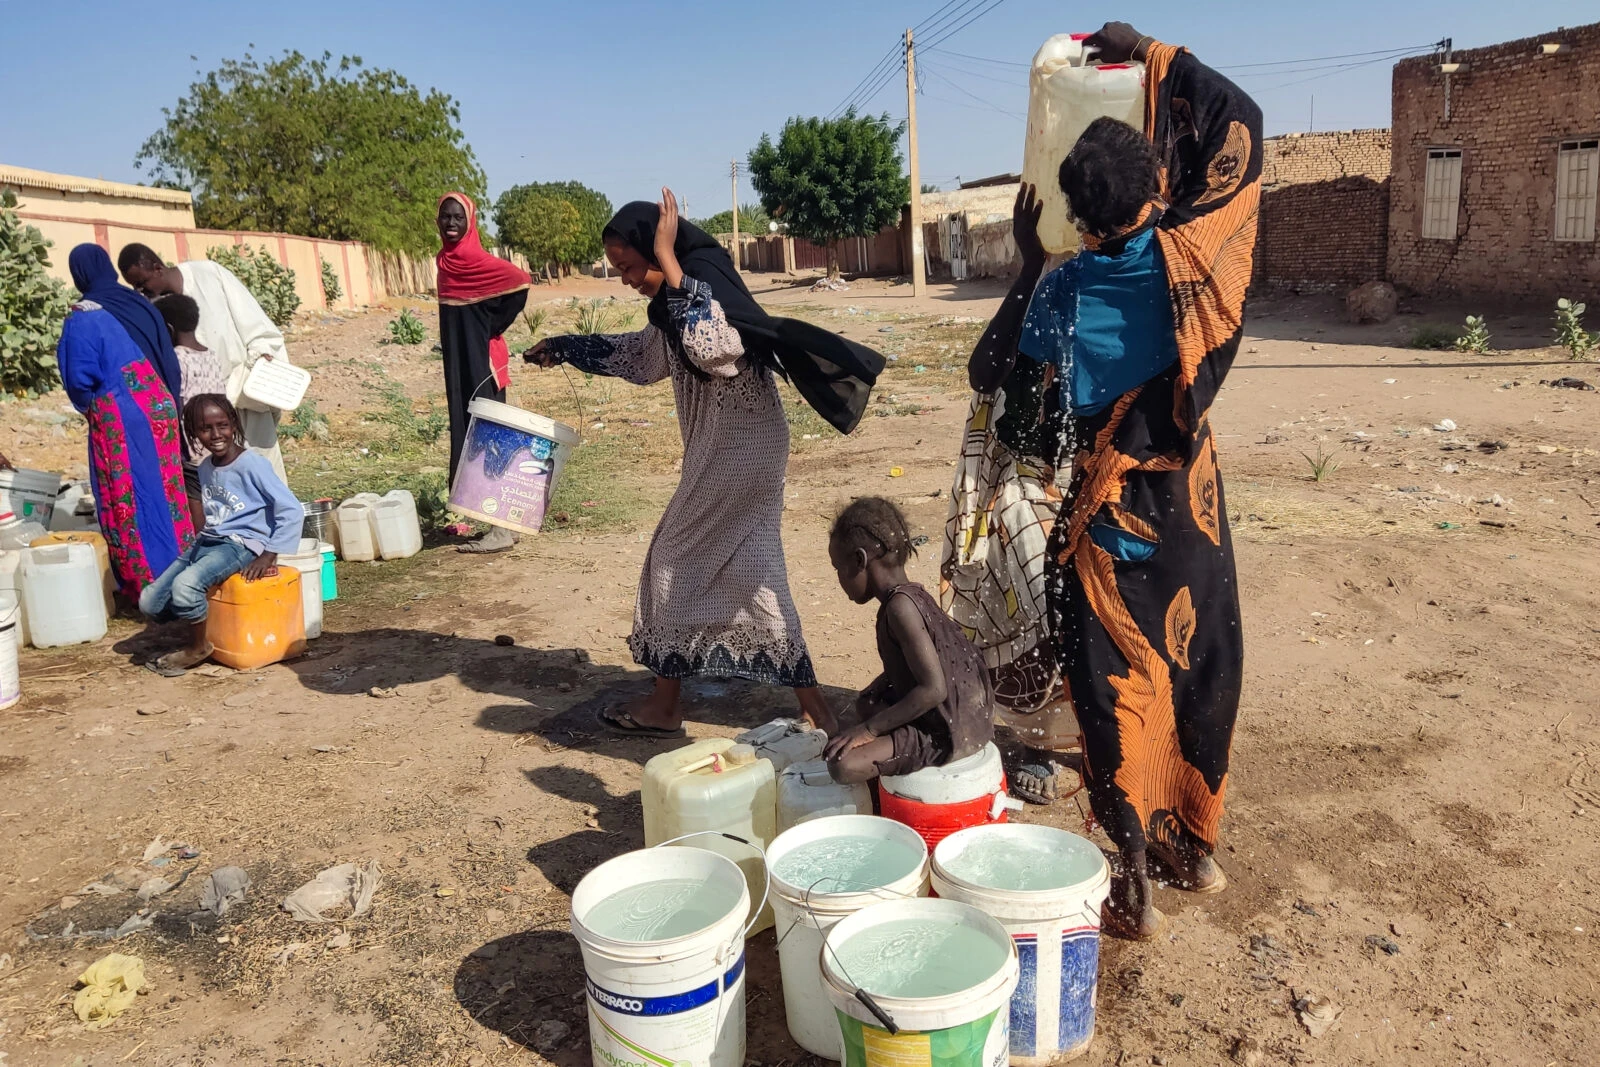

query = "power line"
[920,0,1012,52]
[1229,47,1432,80]
[830,41,903,118]
[840,56,906,117]
[919,63,1025,117]
[1218,44,1440,70]
[1249,49,1435,93]
[916,0,986,42]
[924,46,1027,69]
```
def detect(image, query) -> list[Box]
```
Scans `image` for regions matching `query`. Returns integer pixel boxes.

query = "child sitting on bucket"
[824,497,994,783]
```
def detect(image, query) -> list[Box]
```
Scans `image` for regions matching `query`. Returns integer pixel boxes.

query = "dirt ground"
[2,275,1598,1067]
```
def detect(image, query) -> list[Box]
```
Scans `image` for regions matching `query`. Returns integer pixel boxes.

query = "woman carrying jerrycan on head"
[965,22,1262,939]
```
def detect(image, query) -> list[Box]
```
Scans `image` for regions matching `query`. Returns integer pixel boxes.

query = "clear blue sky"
[1,1,1580,223]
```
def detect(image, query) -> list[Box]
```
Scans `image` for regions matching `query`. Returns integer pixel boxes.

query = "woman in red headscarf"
[436,192,532,553]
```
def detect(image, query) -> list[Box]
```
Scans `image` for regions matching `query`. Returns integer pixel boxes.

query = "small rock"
[1364,934,1401,956]
[435,887,456,898]
[557,682,573,693]
[1346,280,1397,324]
[494,634,515,647]
[585,818,600,829]
[368,686,397,699]
[485,908,504,924]
[326,931,352,949]
[136,703,170,717]
[532,1020,571,1054]
[59,895,81,910]
[223,692,257,708]
[427,691,449,705]
[1229,1035,1264,1066]
[878,326,896,333]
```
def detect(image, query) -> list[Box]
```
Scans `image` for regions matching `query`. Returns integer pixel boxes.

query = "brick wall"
[1388,22,1600,302]
[1261,130,1391,189]
[1254,177,1391,292]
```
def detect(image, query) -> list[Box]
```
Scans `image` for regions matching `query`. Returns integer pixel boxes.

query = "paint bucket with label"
[931,824,1110,1063]
[448,398,579,534]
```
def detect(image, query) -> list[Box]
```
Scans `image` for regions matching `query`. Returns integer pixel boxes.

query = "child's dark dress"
[871,583,995,776]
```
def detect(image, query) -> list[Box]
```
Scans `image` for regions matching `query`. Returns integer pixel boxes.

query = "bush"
[278,401,329,441]
[207,244,300,327]
[1454,315,1491,354]
[320,259,342,308]
[364,374,446,447]
[1407,323,1460,351]
[385,308,427,345]
[0,191,73,397]
[1555,298,1597,360]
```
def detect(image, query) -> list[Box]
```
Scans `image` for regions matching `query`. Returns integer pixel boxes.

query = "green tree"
[694,203,772,236]
[136,51,485,256]
[0,191,72,397]
[493,181,612,275]
[748,109,909,276]
[495,191,584,280]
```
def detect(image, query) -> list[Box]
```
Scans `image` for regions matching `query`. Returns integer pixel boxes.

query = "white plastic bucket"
[571,843,755,1067]
[768,815,929,1058]
[823,897,1019,1067]
[931,825,1111,1063]
[0,592,20,710]
[282,538,324,639]
[0,468,61,528]
[449,398,579,534]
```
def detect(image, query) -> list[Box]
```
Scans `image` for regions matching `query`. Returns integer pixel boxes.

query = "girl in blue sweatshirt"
[140,394,304,674]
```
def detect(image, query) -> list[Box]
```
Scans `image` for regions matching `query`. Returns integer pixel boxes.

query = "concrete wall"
[1388,22,1600,302]
[1,165,196,229]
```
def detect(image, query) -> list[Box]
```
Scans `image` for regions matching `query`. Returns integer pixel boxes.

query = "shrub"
[1407,323,1460,351]
[278,401,329,441]
[385,308,427,345]
[0,191,72,397]
[364,374,446,446]
[1454,315,1491,354]
[207,244,300,327]
[1555,298,1597,360]
[320,259,342,307]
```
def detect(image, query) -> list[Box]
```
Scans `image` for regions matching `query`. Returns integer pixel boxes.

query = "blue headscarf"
[67,244,183,405]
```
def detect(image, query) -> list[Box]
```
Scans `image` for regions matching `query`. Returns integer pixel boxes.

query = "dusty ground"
[2,275,1598,1067]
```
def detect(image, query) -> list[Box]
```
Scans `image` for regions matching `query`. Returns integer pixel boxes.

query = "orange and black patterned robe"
[1045,42,1262,857]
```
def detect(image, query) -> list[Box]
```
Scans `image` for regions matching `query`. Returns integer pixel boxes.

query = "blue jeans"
[139,534,257,624]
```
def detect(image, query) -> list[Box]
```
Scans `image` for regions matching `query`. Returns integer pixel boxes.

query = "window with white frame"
[1555,139,1599,242]
[1422,149,1463,240]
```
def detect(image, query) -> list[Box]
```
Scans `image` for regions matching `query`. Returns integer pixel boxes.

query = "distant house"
[1387,22,1600,302]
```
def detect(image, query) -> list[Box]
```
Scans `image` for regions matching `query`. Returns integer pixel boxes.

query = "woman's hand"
[523,339,557,367]
[241,552,278,582]
[823,722,877,762]
[1013,183,1046,270]
[1085,22,1147,64]
[654,187,685,289]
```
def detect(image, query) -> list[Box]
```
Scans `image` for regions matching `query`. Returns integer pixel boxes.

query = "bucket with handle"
[931,824,1111,1063]
[570,832,767,1067]
[448,396,579,534]
[0,591,20,710]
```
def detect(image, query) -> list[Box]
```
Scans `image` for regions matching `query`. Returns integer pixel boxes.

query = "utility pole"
[906,27,926,298]
[730,160,742,272]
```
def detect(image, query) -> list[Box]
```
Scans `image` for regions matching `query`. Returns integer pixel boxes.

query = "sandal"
[597,708,686,740]
[1009,762,1060,805]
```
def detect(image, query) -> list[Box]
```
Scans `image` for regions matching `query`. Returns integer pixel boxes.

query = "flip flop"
[598,708,686,739]
[144,660,190,678]
[1009,762,1060,805]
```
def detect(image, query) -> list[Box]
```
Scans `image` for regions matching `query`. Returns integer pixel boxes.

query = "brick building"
[1388,22,1600,302]
[1253,130,1392,292]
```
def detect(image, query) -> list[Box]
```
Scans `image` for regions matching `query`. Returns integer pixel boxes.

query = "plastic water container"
[736,717,828,773]
[280,538,325,639]
[778,758,873,832]
[206,569,306,670]
[0,512,48,552]
[643,739,778,934]
[241,358,311,412]
[19,543,108,648]
[373,490,422,560]
[0,467,61,528]
[319,542,338,602]
[822,897,1019,1067]
[0,551,28,647]
[1022,33,1148,255]
[767,815,929,1058]
[335,496,379,562]
[879,743,1022,852]
[30,531,115,614]
[0,592,20,710]
[571,845,753,1067]
[932,824,1112,1064]
[49,483,99,533]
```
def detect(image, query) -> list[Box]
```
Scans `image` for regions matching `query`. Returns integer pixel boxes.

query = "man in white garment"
[119,244,290,480]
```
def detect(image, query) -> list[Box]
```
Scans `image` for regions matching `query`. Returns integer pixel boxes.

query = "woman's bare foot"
[1103,848,1164,941]
[154,641,214,673]
[613,677,683,732]
[794,687,839,734]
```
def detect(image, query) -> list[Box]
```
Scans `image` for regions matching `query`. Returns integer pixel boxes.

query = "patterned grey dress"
[544,277,816,688]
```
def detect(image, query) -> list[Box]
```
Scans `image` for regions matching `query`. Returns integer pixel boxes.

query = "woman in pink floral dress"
[58,245,194,596]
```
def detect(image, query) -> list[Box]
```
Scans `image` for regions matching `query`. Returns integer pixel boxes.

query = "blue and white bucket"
[448,398,579,534]
[570,844,757,1067]
[931,824,1110,1064]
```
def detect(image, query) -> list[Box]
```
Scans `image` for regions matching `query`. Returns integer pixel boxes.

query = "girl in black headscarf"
[527,189,881,737]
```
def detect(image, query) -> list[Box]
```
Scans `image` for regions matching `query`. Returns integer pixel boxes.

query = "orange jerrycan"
[206,568,306,670]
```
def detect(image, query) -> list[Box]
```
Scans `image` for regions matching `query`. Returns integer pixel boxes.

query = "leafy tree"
[748,109,909,276]
[493,181,611,275]
[137,51,485,256]
[694,203,772,236]
[0,191,72,397]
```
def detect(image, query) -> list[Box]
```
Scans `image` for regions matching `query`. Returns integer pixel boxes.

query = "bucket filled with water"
[570,844,753,1067]
[931,824,1111,1063]
[822,897,1018,1067]
[768,815,930,1058]
[448,398,579,534]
